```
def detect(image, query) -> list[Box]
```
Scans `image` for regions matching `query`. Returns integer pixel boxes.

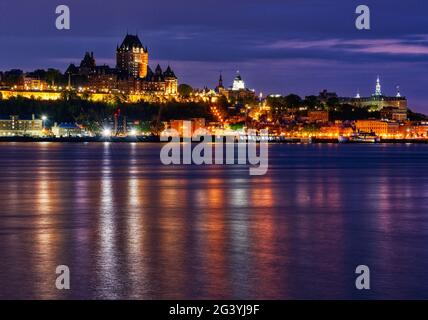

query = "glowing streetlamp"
[41,115,47,130]
[102,128,112,137]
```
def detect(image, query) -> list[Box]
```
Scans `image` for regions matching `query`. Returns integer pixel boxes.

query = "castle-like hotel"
[65,34,178,96]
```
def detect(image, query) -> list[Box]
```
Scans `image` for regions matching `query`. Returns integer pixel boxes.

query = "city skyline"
[0,1,428,112]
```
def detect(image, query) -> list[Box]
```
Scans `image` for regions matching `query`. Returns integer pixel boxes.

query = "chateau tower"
[163,65,178,95]
[116,34,148,78]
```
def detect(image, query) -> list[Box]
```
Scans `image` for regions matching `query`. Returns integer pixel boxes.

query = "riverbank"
[1,136,428,143]
[0,136,161,143]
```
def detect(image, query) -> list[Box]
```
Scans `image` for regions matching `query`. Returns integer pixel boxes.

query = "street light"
[41,115,47,130]
[102,128,111,137]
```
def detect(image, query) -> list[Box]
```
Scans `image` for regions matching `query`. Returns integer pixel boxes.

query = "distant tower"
[232,71,245,91]
[116,34,149,78]
[79,51,96,75]
[163,65,178,95]
[374,75,382,96]
[396,85,401,98]
[215,72,224,93]
[218,73,223,88]
[355,89,361,99]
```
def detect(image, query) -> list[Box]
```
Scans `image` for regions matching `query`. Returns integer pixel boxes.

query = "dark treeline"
[0,96,214,124]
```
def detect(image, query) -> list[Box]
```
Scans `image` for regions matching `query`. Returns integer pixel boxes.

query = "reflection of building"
[0,114,43,136]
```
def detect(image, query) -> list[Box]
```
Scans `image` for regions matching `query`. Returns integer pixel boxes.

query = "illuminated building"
[215,73,224,93]
[169,119,207,137]
[163,66,178,95]
[65,34,178,97]
[308,110,329,123]
[142,65,177,94]
[116,34,149,78]
[343,76,408,113]
[232,71,245,91]
[88,65,118,92]
[191,118,206,133]
[0,114,43,136]
[51,123,83,137]
[355,120,400,137]
[380,106,407,121]
[23,77,48,91]
[374,75,382,96]
[218,71,256,101]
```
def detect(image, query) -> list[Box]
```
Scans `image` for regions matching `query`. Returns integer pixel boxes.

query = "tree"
[149,120,165,136]
[178,84,193,98]
[285,94,302,108]
[46,69,66,86]
[3,69,24,87]
[326,97,340,108]
[303,95,320,109]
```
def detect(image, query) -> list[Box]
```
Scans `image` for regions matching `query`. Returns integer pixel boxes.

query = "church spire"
[218,72,223,88]
[355,88,361,99]
[396,85,401,98]
[375,75,382,96]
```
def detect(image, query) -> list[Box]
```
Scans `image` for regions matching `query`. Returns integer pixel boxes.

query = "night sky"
[0,0,427,112]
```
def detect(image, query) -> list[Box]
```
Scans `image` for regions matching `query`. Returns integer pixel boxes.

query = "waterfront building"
[191,118,206,133]
[0,114,43,136]
[52,123,83,137]
[355,120,400,137]
[169,118,207,137]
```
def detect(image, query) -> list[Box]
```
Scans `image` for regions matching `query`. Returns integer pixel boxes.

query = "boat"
[347,132,380,143]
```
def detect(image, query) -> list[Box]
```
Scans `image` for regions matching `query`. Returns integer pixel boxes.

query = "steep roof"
[145,66,154,81]
[152,64,164,81]
[163,66,176,79]
[119,34,144,49]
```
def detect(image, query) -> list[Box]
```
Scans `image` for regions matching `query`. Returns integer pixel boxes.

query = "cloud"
[264,36,428,56]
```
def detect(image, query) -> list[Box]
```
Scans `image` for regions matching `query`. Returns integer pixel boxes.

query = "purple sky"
[0,0,427,112]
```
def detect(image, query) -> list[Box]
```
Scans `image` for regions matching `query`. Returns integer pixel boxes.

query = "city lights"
[102,128,112,137]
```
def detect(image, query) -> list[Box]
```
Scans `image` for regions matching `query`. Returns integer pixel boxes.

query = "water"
[0,142,427,299]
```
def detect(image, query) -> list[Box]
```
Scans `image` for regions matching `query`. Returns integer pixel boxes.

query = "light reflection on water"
[0,143,428,299]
